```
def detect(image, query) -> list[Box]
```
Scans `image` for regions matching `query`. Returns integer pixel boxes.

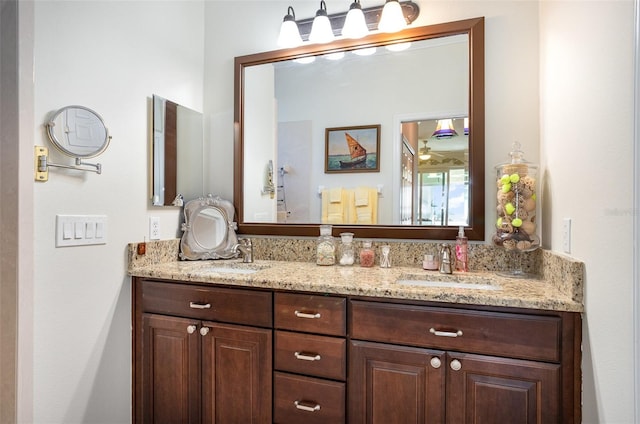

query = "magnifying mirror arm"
[34,146,103,182]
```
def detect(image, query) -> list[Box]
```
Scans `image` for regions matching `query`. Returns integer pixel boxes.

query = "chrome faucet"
[234,238,253,263]
[439,243,453,274]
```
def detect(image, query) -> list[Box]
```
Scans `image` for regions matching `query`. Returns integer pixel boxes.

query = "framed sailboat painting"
[325,125,380,173]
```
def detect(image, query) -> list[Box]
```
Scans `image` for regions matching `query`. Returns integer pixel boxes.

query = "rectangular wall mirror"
[236,17,484,240]
[151,94,204,207]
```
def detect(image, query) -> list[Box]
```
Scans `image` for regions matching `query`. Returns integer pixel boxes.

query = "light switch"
[63,222,73,239]
[74,222,84,239]
[85,222,95,239]
[95,222,104,238]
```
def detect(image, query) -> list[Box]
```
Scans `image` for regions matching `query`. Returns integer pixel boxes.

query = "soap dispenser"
[455,226,468,272]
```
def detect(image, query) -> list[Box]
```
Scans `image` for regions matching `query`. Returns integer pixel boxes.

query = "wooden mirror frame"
[234,17,484,240]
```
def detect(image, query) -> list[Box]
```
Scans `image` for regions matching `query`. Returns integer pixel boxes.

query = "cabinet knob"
[294,400,321,412]
[189,301,211,309]
[187,325,197,334]
[430,357,442,369]
[200,326,210,336]
[450,359,462,371]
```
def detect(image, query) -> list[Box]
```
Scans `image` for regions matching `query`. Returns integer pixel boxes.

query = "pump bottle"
[455,226,468,272]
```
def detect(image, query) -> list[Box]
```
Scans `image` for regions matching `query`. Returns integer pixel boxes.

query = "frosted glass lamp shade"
[309,1,335,44]
[378,0,407,33]
[342,1,368,39]
[277,7,302,48]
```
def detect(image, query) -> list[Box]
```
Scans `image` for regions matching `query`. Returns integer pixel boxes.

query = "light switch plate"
[56,215,107,247]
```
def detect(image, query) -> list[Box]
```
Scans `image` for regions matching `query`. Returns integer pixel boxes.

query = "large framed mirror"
[234,17,484,240]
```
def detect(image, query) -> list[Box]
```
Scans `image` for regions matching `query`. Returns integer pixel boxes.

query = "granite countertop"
[128,258,584,313]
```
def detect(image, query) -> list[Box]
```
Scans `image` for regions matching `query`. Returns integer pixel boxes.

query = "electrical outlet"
[149,217,160,240]
[562,218,571,254]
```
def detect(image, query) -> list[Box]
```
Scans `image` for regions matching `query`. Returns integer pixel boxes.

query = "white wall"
[540,1,636,422]
[31,1,204,422]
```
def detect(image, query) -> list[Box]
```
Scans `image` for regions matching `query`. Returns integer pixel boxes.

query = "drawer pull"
[187,325,197,334]
[450,359,462,371]
[189,302,211,309]
[430,357,442,369]
[430,328,463,338]
[294,351,322,361]
[199,326,210,336]
[294,310,321,319]
[294,400,321,412]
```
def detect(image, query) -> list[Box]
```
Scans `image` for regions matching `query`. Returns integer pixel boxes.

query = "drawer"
[275,293,346,336]
[274,372,345,424]
[275,331,346,381]
[140,280,272,327]
[350,300,562,362]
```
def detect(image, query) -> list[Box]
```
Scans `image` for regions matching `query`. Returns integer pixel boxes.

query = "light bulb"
[342,1,368,39]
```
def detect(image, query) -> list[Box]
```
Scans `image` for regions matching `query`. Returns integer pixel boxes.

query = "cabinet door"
[349,340,446,424]
[140,313,201,424]
[446,352,561,423]
[201,322,272,424]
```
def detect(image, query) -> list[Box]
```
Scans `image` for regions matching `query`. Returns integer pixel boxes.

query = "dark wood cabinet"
[133,279,272,424]
[349,299,580,424]
[133,278,581,423]
[446,352,560,423]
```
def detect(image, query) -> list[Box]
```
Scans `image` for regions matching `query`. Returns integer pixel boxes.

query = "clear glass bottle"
[338,232,355,266]
[316,224,336,266]
[359,240,375,267]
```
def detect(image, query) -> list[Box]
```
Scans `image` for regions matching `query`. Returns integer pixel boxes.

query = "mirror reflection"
[152,94,204,206]
[244,35,467,226]
[47,105,110,158]
[235,18,485,240]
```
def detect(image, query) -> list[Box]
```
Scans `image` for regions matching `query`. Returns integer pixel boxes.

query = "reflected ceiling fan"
[418,140,443,161]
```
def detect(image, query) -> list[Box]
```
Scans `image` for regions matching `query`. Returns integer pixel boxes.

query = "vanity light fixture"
[378,0,408,33]
[309,1,335,44]
[288,1,419,43]
[342,0,368,39]
[278,6,303,48]
[432,119,458,139]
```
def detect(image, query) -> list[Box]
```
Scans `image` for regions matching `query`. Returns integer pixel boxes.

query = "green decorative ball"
[500,174,510,184]
[509,173,520,183]
[512,218,523,227]
[505,202,516,215]
[502,183,512,193]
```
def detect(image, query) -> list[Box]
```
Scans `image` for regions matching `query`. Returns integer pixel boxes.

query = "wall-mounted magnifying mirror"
[47,105,110,158]
[35,105,111,181]
[151,94,204,207]
[179,195,240,260]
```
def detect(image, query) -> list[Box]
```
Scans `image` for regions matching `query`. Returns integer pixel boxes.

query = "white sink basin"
[397,274,500,291]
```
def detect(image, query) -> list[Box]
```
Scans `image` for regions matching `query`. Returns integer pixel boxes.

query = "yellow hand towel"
[321,189,345,224]
[354,187,378,225]
[329,187,342,203]
[355,186,369,207]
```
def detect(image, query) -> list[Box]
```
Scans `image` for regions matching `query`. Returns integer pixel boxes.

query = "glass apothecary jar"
[338,232,355,266]
[359,240,375,267]
[493,142,541,259]
[316,224,336,266]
